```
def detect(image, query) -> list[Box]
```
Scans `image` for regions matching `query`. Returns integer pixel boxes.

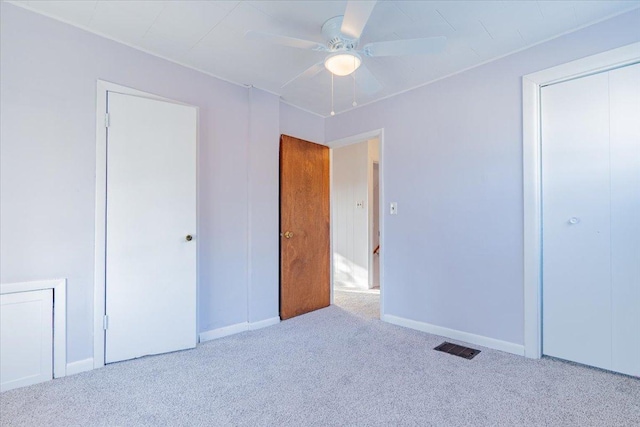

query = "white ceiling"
[11,0,640,116]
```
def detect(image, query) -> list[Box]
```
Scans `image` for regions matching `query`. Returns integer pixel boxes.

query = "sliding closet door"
[609,64,640,376]
[541,72,612,371]
[542,63,639,377]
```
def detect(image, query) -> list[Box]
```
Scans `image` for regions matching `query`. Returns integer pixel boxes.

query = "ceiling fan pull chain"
[352,62,357,107]
[331,73,335,116]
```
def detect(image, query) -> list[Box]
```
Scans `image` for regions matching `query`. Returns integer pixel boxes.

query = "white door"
[105,92,197,364]
[0,290,53,392]
[541,63,640,377]
[609,64,640,376]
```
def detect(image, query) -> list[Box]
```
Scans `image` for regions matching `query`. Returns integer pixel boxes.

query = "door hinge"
[103,315,109,330]
[105,113,110,128]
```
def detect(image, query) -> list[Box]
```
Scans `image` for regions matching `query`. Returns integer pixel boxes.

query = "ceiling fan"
[245,0,446,97]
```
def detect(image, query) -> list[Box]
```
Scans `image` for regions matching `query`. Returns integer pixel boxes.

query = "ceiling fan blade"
[245,30,327,51]
[354,64,382,95]
[341,0,377,40]
[363,36,446,57]
[282,62,325,88]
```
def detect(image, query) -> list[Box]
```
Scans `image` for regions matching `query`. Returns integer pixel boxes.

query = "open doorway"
[331,137,381,319]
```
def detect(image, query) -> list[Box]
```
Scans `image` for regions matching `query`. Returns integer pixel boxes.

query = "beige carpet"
[1,290,638,426]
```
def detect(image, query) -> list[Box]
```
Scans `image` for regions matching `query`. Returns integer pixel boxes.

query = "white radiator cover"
[0,279,67,392]
[1,289,53,391]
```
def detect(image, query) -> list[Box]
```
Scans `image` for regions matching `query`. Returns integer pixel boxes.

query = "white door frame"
[93,80,199,368]
[327,129,386,316]
[370,160,380,290]
[522,42,640,359]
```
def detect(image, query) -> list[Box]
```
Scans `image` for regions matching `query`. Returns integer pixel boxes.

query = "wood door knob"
[283,231,294,239]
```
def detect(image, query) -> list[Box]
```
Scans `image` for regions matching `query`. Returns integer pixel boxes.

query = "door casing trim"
[326,129,386,317]
[522,42,640,359]
[93,80,199,368]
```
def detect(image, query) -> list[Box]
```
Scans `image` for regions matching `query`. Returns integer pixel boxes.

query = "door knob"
[186,234,193,241]
[283,231,293,239]
[568,217,580,225]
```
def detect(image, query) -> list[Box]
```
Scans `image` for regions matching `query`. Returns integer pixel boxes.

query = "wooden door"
[280,135,330,320]
[106,92,197,363]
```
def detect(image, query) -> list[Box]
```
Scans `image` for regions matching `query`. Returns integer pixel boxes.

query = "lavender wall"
[0,3,320,363]
[248,88,280,323]
[280,103,325,144]
[326,9,640,346]
[2,0,638,364]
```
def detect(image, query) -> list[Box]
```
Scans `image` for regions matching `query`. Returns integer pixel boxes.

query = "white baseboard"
[66,358,94,376]
[248,316,280,330]
[382,314,525,356]
[199,317,280,343]
[199,322,249,343]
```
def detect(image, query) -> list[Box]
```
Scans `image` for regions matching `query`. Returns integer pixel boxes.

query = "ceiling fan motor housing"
[322,16,358,51]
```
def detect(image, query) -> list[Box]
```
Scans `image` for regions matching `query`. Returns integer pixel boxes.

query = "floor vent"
[434,342,480,360]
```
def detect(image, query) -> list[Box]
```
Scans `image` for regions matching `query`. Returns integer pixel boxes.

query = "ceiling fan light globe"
[325,52,361,76]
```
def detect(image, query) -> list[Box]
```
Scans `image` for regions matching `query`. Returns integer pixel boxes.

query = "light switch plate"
[390,202,398,215]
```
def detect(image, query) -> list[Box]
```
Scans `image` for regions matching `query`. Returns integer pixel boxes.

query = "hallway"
[333,288,380,320]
